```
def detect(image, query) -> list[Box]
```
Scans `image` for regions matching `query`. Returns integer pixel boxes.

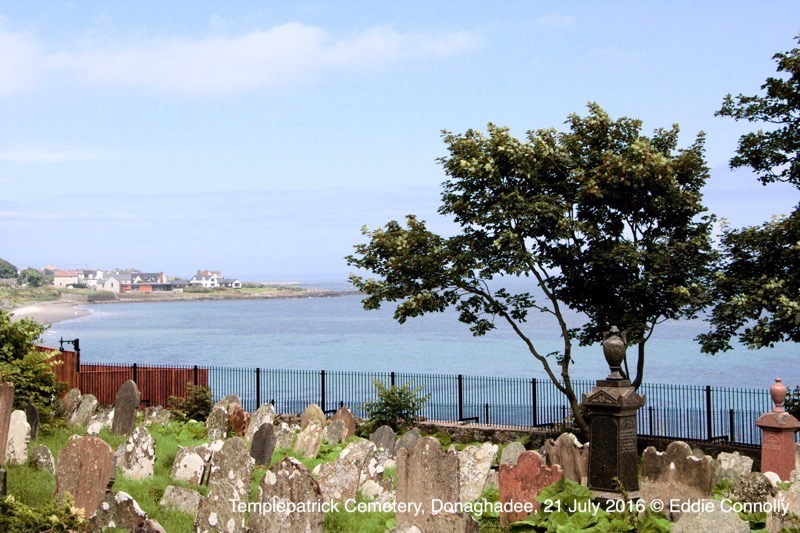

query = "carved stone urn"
[602,326,627,381]
[770,378,787,412]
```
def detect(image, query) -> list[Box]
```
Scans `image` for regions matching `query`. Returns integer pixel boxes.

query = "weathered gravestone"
[119,426,156,479]
[30,444,55,474]
[245,402,275,441]
[338,439,377,479]
[394,429,421,455]
[671,499,750,533]
[294,421,324,458]
[274,422,295,449]
[369,425,397,452]
[60,388,82,420]
[112,380,140,436]
[159,485,202,515]
[250,423,276,466]
[324,419,348,445]
[205,405,229,441]
[498,450,563,525]
[229,406,249,437]
[500,441,526,467]
[171,445,212,485]
[0,379,12,496]
[90,491,148,531]
[713,451,754,485]
[396,436,479,532]
[330,405,357,439]
[545,432,589,485]
[55,436,115,516]
[213,394,241,414]
[5,410,30,465]
[458,442,498,503]
[143,405,171,426]
[315,457,360,503]
[247,457,325,532]
[301,403,326,430]
[195,437,254,533]
[730,472,777,504]
[25,403,39,440]
[641,441,714,516]
[768,481,800,532]
[70,393,98,426]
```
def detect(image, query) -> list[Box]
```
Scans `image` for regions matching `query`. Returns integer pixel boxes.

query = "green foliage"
[323,494,395,533]
[17,268,45,288]
[167,383,213,422]
[348,104,714,436]
[0,494,88,532]
[0,257,18,279]
[0,309,47,361]
[362,379,430,431]
[0,348,63,423]
[702,35,800,353]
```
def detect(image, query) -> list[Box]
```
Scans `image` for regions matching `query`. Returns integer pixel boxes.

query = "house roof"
[195,270,222,278]
[54,270,80,277]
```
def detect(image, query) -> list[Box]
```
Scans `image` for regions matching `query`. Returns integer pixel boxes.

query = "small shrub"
[167,383,213,422]
[362,379,430,431]
[0,494,88,532]
[0,348,65,424]
[784,385,800,419]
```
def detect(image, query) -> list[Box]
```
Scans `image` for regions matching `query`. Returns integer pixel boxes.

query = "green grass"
[323,495,395,533]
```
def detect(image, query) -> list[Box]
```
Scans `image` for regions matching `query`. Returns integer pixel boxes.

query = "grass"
[0,285,63,307]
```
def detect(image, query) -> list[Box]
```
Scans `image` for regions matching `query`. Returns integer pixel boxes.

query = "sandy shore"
[11,301,91,324]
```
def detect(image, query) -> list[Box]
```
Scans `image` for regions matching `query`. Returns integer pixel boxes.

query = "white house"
[189,270,222,288]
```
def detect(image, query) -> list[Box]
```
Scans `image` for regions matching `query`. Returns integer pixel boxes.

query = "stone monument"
[756,378,800,480]
[0,376,14,497]
[583,326,645,501]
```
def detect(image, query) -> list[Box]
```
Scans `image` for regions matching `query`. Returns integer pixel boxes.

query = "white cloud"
[0,23,480,96]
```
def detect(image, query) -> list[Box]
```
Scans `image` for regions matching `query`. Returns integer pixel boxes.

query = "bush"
[168,383,213,422]
[362,379,430,431]
[785,385,800,419]
[0,494,88,532]
[0,349,65,424]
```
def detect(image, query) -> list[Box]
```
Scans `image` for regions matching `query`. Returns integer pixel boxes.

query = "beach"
[11,301,91,324]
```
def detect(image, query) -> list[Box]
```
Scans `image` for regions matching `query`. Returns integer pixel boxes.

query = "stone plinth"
[756,410,800,480]
[583,378,645,500]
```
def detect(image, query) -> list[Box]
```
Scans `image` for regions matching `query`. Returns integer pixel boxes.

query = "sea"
[42,281,798,390]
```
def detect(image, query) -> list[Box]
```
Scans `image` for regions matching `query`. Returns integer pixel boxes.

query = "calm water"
[43,286,798,389]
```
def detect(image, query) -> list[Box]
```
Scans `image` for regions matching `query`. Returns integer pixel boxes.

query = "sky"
[2,2,800,282]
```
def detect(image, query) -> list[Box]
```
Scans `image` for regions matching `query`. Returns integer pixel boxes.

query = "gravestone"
[160,485,202,514]
[112,380,140,436]
[324,419,348,445]
[119,426,156,479]
[245,403,275,441]
[205,405,229,441]
[394,429,421,454]
[396,436,478,532]
[458,442,498,503]
[25,403,39,440]
[274,422,295,449]
[339,439,377,474]
[228,406,249,437]
[5,410,30,465]
[294,421,324,458]
[498,451,563,525]
[369,425,397,452]
[30,444,56,474]
[330,405,357,439]
[757,378,800,480]
[90,491,148,531]
[500,442,526,466]
[143,405,171,426]
[583,327,645,501]
[641,441,714,515]
[206,437,254,495]
[315,457,360,503]
[195,437,254,533]
[671,499,749,532]
[713,451,753,485]
[55,436,115,516]
[195,482,248,533]
[70,394,98,426]
[730,472,776,503]
[171,445,212,485]
[60,388,82,420]
[247,457,325,532]
[0,380,15,464]
[545,433,589,485]
[768,481,800,532]
[300,403,326,430]
[250,423,276,466]
[213,394,241,414]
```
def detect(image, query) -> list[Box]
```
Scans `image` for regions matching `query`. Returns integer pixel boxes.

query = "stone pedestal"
[756,378,800,481]
[584,379,645,500]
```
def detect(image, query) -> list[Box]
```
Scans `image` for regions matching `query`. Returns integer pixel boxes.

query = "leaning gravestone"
[324,419,348,445]
[247,457,325,532]
[301,403,326,430]
[394,429,421,454]
[458,442,498,503]
[229,406,249,437]
[90,491,148,531]
[118,426,156,479]
[207,437,254,494]
[294,421,324,458]
[195,438,254,533]
[25,403,39,440]
[70,393,99,426]
[55,436,115,516]
[5,410,30,465]
[499,451,564,525]
[330,405,357,439]
[369,425,397,452]
[339,439,377,474]
[205,405,229,441]
[641,440,714,516]
[171,445,212,485]
[396,436,479,532]
[250,423,276,466]
[545,433,589,485]
[30,444,56,474]
[245,403,275,441]
[500,442,526,466]
[60,388,82,420]
[111,380,140,436]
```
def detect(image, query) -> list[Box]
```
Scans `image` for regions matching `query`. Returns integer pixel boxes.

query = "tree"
[347,104,715,436]
[0,257,17,279]
[18,267,45,288]
[699,35,800,353]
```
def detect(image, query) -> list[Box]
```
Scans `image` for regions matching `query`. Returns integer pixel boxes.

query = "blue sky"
[2,2,800,281]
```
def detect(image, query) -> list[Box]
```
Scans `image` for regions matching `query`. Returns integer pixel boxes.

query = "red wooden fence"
[39,345,209,406]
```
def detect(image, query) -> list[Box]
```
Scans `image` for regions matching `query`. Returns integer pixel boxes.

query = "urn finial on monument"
[602,326,627,381]
[770,378,787,412]
[757,378,800,480]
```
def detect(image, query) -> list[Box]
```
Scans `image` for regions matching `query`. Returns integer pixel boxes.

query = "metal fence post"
[255,368,261,408]
[484,403,489,425]
[193,365,198,386]
[390,371,396,387]
[320,370,326,412]
[531,378,538,426]
[705,385,713,440]
[457,374,464,420]
[729,408,736,442]
[132,363,138,384]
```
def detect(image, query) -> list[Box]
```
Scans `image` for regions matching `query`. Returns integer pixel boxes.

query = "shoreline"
[11,301,92,324]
